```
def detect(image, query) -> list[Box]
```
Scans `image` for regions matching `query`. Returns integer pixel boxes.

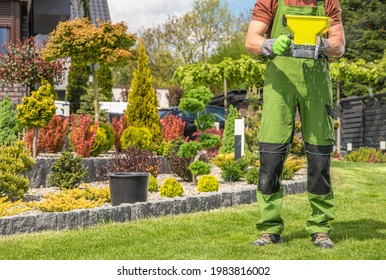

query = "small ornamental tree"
[178,86,220,184]
[179,86,214,132]
[0,37,66,93]
[125,40,162,144]
[0,95,20,146]
[42,18,136,122]
[16,79,57,158]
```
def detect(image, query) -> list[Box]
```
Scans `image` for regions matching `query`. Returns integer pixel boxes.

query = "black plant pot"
[108,172,150,206]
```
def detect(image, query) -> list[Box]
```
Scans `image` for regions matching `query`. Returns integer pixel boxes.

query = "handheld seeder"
[283,15,332,59]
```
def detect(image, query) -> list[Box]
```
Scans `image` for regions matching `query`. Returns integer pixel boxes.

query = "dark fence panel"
[340,93,386,150]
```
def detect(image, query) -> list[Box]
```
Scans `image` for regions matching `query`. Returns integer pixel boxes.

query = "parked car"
[158,105,225,139]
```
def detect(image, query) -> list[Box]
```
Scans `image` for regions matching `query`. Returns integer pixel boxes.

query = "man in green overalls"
[245,0,345,248]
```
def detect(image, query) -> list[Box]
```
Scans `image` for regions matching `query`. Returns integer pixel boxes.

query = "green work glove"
[261,35,292,57]
[272,35,292,55]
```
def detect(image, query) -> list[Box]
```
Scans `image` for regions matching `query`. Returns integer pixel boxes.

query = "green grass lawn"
[0,161,385,260]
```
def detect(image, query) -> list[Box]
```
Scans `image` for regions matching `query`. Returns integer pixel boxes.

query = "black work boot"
[311,233,334,249]
[252,234,282,246]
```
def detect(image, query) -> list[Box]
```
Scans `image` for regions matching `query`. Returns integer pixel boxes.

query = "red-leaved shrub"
[161,115,185,142]
[24,115,69,154]
[69,114,97,158]
[111,115,128,152]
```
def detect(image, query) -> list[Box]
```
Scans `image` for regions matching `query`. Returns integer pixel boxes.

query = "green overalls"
[256,0,335,236]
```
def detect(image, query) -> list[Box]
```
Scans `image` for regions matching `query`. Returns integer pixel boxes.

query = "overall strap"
[316,0,326,16]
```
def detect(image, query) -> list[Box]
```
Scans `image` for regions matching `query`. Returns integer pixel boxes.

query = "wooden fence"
[340,93,386,150]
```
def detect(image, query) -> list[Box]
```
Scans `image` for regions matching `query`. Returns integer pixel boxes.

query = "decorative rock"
[113,204,131,223]
[36,213,57,232]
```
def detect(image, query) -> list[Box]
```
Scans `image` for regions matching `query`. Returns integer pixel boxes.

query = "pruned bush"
[48,150,87,189]
[148,175,159,193]
[91,123,114,156]
[0,141,35,201]
[188,160,211,176]
[197,175,219,192]
[121,126,152,150]
[178,141,202,158]
[160,178,184,198]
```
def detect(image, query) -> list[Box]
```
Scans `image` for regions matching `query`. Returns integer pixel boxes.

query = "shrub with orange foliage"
[69,114,97,158]
[161,115,185,142]
[24,115,69,154]
[111,115,128,152]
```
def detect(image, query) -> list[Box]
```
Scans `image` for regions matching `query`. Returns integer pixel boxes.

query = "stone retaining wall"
[27,156,171,188]
[0,181,306,236]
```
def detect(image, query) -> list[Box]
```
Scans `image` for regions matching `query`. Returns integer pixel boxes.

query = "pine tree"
[97,64,113,101]
[0,95,20,146]
[66,62,89,114]
[125,40,162,142]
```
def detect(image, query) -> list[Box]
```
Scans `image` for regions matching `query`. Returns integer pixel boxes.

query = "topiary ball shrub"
[148,175,159,193]
[49,150,87,189]
[197,175,219,192]
[160,178,184,198]
[188,160,211,176]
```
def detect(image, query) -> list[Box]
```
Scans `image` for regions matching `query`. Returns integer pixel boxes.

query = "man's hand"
[272,35,292,55]
[260,35,291,57]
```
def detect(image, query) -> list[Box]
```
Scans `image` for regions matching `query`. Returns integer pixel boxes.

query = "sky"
[106,0,255,33]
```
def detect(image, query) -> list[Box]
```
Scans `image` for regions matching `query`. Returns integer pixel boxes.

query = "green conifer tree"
[0,95,20,146]
[66,61,89,114]
[125,40,161,142]
[97,64,113,101]
[219,105,238,154]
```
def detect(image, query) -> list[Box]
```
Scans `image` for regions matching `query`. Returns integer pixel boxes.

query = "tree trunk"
[91,63,99,123]
[33,127,38,158]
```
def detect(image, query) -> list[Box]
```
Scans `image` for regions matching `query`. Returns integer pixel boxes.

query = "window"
[0,27,8,51]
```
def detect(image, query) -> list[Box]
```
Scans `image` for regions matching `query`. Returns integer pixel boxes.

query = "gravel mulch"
[24,165,307,203]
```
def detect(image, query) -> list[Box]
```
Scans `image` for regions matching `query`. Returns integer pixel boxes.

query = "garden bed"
[1,165,307,236]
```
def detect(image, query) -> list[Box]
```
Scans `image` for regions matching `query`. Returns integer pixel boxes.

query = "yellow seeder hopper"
[284,15,332,59]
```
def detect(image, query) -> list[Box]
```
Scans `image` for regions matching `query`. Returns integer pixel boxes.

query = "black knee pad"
[305,143,333,195]
[258,143,289,195]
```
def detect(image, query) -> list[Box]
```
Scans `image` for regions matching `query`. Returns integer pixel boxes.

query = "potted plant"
[98,147,161,206]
